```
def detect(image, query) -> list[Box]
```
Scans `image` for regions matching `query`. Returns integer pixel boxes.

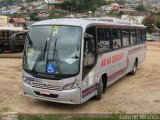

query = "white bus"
[22,18,146,104]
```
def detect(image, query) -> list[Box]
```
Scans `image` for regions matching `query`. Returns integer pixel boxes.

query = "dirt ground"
[0,42,160,114]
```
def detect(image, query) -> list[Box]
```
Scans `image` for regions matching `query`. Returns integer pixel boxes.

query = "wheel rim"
[100,77,103,93]
[133,63,136,73]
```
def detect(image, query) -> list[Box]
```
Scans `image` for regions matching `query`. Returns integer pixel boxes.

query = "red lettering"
[101,59,106,67]
[112,53,124,63]
[107,57,111,65]
[112,55,116,63]
[101,57,112,67]
[101,53,124,67]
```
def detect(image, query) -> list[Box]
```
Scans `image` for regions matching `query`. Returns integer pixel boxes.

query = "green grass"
[18,115,119,120]
[3,114,158,120]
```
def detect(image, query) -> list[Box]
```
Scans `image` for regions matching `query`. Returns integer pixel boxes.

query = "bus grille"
[30,82,62,91]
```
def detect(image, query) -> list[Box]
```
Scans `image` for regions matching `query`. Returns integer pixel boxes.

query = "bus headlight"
[63,80,79,90]
[23,77,32,85]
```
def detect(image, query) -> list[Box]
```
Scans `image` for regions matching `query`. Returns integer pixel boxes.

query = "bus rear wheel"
[94,77,103,100]
[129,60,138,75]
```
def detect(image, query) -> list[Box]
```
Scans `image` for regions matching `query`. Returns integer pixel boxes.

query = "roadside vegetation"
[55,0,106,13]
[143,15,160,33]
[135,4,147,12]
[18,115,119,120]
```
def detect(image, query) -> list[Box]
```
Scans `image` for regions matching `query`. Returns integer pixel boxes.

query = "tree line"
[56,0,106,13]
[143,15,160,33]
[0,0,37,5]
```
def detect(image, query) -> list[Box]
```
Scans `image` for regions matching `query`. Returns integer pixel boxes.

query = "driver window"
[84,38,95,66]
[84,26,96,67]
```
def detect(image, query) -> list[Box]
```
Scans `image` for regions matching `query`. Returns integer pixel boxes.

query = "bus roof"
[32,18,145,29]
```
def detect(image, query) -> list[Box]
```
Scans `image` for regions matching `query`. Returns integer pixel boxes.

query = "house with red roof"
[9,18,26,27]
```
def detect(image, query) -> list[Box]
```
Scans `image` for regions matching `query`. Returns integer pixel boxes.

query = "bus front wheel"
[94,77,103,100]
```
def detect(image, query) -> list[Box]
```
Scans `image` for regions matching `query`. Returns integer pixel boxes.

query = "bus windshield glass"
[23,25,82,76]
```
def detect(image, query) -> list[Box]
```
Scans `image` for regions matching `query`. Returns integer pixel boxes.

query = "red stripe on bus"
[129,45,146,55]
[108,66,127,81]
[82,85,97,97]
[82,45,146,98]
[108,45,146,80]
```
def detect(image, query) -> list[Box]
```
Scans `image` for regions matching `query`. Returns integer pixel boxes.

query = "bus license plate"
[40,90,51,95]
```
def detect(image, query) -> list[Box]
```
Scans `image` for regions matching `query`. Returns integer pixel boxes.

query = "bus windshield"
[23,25,82,77]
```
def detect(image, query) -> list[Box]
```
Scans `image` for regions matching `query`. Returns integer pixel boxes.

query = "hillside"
[0,0,38,5]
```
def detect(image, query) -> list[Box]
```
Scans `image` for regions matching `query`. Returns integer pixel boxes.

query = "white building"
[45,0,64,4]
[121,14,146,24]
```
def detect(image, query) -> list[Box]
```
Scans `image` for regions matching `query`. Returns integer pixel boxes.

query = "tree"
[48,10,67,18]
[143,15,160,33]
[155,16,160,29]
[135,4,147,12]
[119,11,124,16]
[107,11,115,17]
[56,0,106,13]
[117,0,126,5]
[7,13,22,18]
[142,16,156,33]
[30,12,39,21]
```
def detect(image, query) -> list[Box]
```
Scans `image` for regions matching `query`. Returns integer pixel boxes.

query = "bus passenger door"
[81,26,97,101]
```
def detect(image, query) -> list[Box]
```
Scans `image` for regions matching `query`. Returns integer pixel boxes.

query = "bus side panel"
[81,70,99,103]
[100,48,129,86]
[81,43,147,103]
[107,43,146,86]
[128,43,146,72]
[81,47,129,103]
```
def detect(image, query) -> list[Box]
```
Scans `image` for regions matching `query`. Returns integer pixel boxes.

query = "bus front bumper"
[23,82,81,104]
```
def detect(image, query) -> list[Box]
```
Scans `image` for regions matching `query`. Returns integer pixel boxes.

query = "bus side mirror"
[84,33,95,53]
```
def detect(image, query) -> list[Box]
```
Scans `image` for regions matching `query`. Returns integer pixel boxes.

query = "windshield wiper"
[71,45,80,59]
[71,55,79,59]
[32,39,48,71]
[24,34,32,66]
[53,39,61,74]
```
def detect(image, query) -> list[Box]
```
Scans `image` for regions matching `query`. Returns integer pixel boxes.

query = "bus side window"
[112,28,122,49]
[130,29,137,45]
[122,29,130,47]
[137,29,142,43]
[141,29,146,42]
[97,28,111,52]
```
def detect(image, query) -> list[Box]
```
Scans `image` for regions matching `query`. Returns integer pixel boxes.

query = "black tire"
[129,60,138,75]
[0,47,3,54]
[94,77,103,100]
[10,38,16,53]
